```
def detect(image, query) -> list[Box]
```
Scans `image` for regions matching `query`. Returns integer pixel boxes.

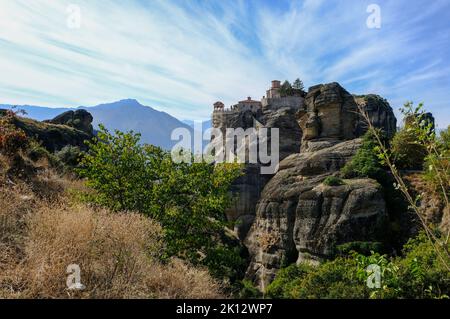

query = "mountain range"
[1,99,211,150]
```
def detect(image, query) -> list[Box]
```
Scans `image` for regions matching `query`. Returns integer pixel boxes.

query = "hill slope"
[0,99,193,150]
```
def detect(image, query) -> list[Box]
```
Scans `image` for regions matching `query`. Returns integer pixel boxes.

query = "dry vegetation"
[0,153,223,299]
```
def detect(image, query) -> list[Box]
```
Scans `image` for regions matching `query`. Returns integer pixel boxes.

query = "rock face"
[5,110,94,152]
[244,139,387,289]
[212,81,397,290]
[299,83,358,143]
[354,94,397,139]
[222,103,303,238]
[45,109,94,135]
[298,83,396,151]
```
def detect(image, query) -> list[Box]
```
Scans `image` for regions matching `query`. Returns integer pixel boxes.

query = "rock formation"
[211,81,397,290]
[244,139,387,289]
[2,109,94,152]
[44,109,94,135]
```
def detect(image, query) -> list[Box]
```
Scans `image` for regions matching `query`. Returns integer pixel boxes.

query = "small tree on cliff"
[293,78,304,91]
[279,80,293,97]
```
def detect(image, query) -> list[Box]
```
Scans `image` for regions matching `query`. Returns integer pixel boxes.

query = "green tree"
[279,80,293,96]
[292,78,305,92]
[78,125,244,279]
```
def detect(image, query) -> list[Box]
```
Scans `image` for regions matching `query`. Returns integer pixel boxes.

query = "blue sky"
[0,0,449,127]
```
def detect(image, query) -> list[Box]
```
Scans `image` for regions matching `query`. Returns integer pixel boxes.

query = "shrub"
[0,110,28,155]
[77,125,244,280]
[323,176,344,186]
[391,232,450,299]
[288,257,368,298]
[236,279,262,299]
[341,130,386,181]
[55,145,82,169]
[265,232,450,299]
[423,125,450,199]
[335,241,384,256]
[391,130,427,170]
[391,103,435,170]
[26,140,52,162]
[266,263,313,299]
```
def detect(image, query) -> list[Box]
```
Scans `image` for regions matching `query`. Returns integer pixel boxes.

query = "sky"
[0,0,449,128]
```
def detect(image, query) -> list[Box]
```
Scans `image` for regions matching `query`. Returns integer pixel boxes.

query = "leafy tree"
[78,125,244,279]
[292,78,305,92]
[279,80,293,97]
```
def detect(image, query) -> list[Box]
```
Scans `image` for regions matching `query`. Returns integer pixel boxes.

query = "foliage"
[292,78,305,91]
[423,125,450,199]
[265,263,313,299]
[323,176,345,186]
[361,101,449,272]
[290,256,369,299]
[55,145,83,169]
[77,125,244,280]
[0,181,222,299]
[391,102,434,170]
[279,80,293,97]
[0,110,28,155]
[341,130,387,182]
[266,232,450,299]
[26,139,52,162]
[279,79,306,97]
[335,241,384,257]
[236,279,262,299]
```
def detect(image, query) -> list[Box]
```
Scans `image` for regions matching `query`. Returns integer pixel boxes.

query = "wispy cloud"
[0,0,449,127]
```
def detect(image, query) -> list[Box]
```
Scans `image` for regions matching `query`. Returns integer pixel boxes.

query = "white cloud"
[0,0,448,127]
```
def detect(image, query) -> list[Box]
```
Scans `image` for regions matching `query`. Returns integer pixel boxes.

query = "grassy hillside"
[0,112,222,299]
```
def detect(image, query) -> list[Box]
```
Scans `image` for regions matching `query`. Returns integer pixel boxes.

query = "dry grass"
[0,158,223,299]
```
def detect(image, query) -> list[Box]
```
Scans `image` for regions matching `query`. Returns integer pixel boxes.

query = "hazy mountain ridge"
[1,99,196,149]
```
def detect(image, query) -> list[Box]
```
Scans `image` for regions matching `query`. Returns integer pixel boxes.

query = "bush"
[323,176,344,186]
[77,125,243,280]
[423,125,450,198]
[236,279,262,299]
[265,232,450,299]
[291,257,369,299]
[391,130,427,170]
[0,110,28,155]
[341,130,386,181]
[335,241,384,256]
[26,140,52,162]
[266,263,313,298]
[391,103,434,170]
[55,145,82,169]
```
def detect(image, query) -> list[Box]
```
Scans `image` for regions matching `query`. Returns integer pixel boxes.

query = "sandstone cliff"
[212,81,397,289]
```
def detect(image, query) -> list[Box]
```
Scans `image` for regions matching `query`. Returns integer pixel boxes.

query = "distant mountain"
[1,99,194,150]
